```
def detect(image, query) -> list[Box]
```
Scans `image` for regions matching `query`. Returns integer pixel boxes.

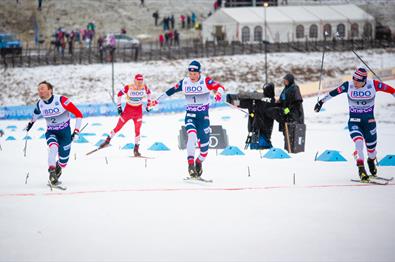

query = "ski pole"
[317,31,328,101]
[351,49,382,81]
[23,130,28,157]
[335,32,382,81]
[72,122,88,142]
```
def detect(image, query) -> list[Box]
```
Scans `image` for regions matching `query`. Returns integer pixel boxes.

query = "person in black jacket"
[227,82,276,149]
[266,73,304,131]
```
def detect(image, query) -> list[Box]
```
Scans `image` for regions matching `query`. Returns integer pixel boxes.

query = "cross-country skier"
[148,60,225,178]
[314,67,395,182]
[25,81,83,185]
[99,73,152,157]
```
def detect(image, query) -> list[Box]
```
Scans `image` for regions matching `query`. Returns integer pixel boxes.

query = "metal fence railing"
[1,38,394,69]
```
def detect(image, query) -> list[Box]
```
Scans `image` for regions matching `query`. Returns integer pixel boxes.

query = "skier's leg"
[364,119,377,176]
[195,117,210,176]
[45,131,59,169]
[349,121,368,181]
[57,128,72,169]
[133,117,143,156]
[101,108,132,148]
[185,116,198,176]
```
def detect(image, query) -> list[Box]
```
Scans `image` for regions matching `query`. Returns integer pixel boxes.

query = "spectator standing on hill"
[180,15,186,29]
[153,11,159,26]
[159,34,164,48]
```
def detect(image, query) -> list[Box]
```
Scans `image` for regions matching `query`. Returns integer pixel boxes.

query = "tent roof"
[276,6,321,23]
[204,4,374,25]
[329,4,375,21]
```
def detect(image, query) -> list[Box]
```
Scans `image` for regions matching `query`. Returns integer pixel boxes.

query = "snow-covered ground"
[1,49,395,106]
[0,80,394,261]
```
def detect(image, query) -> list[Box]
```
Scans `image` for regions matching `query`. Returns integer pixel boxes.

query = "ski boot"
[195,159,203,177]
[188,163,197,178]
[357,160,369,183]
[48,166,58,185]
[134,144,141,157]
[55,161,62,180]
[100,136,111,148]
[367,158,377,177]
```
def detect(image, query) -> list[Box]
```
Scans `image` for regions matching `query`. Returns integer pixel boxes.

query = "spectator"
[174,30,180,46]
[153,11,159,26]
[37,0,42,11]
[170,15,175,29]
[97,35,104,62]
[214,1,219,10]
[159,33,164,48]
[168,30,174,46]
[180,15,186,29]
[191,12,196,27]
[68,30,75,55]
[140,0,145,7]
[121,28,127,34]
[187,15,191,29]
[164,31,169,46]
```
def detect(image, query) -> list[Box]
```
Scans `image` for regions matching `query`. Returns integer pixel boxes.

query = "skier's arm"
[60,96,83,132]
[373,80,395,97]
[206,77,225,101]
[315,82,349,112]
[145,85,152,101]
[31,101,41,123]
[116,85,128,114]
[156,80,184,103]
[26,101,41,131]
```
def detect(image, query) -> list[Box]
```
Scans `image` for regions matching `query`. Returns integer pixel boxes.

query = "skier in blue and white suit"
[314,67,395,182]
[148,60,225,178]
[26,81,83,185]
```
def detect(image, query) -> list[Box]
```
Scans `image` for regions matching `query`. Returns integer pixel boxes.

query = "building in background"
[202,4,375,43]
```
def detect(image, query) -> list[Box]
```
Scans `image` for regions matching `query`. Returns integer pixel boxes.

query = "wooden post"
[284,122,291,153]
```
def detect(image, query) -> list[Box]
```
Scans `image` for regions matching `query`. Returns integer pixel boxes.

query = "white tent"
[202,4,375,43]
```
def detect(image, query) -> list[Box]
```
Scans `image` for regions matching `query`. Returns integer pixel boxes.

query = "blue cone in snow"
[378,155,395,166]
[148,142,170,151]
[263,148,290,159]
[316,150,346,162]
[6,136,16,141]
[80,132,96,137]
[74,135,89,143]
[118,134,125,138]
[39,133,46,139]
[92,123,102,126]
[220,146,245,156]
[102,133,110,137]
[221,116,231,121]
[122,143,135,149]
[23,135,32,140]
[6,125,17,129]
[37,127,45,131]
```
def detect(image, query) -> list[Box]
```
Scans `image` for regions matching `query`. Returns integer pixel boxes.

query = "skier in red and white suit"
[101,74,152,156]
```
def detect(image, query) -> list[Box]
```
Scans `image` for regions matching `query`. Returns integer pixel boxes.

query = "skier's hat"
[353,67,367,82]
[135,73,144,81]
[188,60,201,72]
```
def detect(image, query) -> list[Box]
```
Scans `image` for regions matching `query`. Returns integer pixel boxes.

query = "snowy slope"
[0,79,394,261]
[1,49,395,106]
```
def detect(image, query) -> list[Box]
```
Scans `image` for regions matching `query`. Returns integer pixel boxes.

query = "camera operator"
[227,82,276,149]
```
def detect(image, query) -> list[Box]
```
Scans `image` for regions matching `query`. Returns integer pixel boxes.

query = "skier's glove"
[284,107,290,115]
[214,89,223,102]
[25,121,34,132]
[147,100,158,108]
[314,100,324,112]
[117,105,123,115]
[71,129,80,141]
